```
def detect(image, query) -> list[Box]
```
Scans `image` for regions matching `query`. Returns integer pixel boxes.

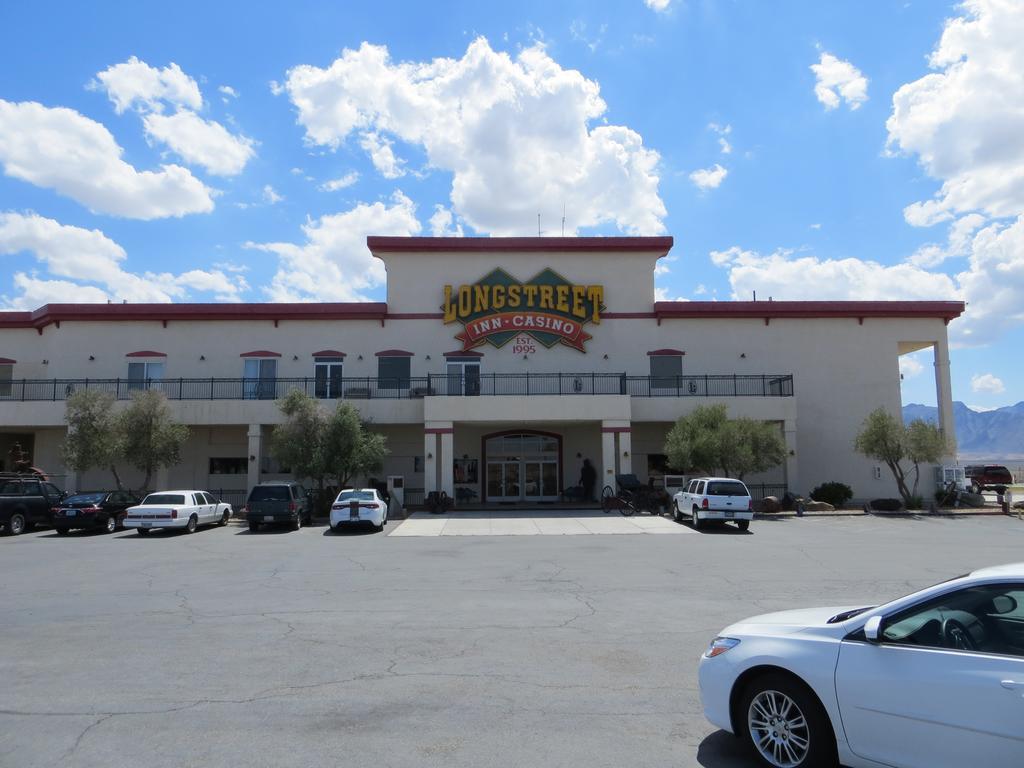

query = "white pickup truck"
[123,490,232,535]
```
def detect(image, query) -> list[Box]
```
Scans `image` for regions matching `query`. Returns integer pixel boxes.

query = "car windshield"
[248,486,290,502]
[706,481,748,496]
[336,490,375,502]
[142,494,187,505]
[64,493,106,505]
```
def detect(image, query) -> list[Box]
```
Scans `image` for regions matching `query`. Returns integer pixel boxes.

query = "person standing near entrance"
[580,458,597,502]
[574,452,584,486]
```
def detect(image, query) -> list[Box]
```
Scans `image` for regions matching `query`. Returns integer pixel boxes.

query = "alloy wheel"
[748,689,810,767]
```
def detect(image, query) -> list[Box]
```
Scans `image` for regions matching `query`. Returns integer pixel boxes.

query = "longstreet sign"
[443,268,605,352]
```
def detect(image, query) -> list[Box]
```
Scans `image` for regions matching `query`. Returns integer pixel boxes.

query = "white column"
[601,428,616,493]
[933,340,956,458]
[247,424,262,496]
[618,429,632,476]
[423,432,437,496]
[439,430,454,499]
[783,418,799,495]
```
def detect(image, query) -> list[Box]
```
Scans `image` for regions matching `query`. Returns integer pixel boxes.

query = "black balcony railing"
[0,373,794,402]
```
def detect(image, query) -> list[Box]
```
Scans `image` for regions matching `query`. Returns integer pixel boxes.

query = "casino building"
[0,236,963,506]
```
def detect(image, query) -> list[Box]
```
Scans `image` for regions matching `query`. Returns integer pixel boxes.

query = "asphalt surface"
[1,513,1022,768]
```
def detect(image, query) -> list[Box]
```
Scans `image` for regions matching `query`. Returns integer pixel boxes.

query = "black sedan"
[53,491,141,535]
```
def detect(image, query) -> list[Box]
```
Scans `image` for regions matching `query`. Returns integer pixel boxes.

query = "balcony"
[0,373,794,401]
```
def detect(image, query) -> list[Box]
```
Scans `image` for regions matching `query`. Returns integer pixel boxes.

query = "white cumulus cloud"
[645,0,672,11]
[262,185,283,204]
[971,372,1006,394]
[143,111,255,176]
[90,56,202,114]
[811,52,868,111]
[0,211,246,306]
[689,163,728,190]
[320,172,360,192]
[429,205,464,237]
[245,191,422,302]
[0,100,214,219]
[899,354,925,379]
[887,0,1024,223]
[281,38,665,236]
[93,57,256,177]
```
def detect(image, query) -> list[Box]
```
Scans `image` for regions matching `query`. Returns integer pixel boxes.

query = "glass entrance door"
[486,461,521,502]
[484,433,560,502]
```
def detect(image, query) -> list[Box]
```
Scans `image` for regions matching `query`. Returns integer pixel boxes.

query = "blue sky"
[1,0,1021,410]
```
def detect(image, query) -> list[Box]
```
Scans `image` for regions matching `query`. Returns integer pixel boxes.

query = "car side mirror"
[863,615,883,642]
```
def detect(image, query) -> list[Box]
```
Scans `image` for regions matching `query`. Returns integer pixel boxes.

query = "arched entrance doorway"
[483,430,561,503]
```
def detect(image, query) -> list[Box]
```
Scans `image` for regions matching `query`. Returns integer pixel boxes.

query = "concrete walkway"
[388,509,693,536]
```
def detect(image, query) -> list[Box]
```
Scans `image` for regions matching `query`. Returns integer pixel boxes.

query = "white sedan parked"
[123,490,232,535]
[699,563,1024,768]
[329,488,388,532]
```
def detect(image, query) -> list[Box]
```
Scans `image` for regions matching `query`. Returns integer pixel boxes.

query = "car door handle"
[1001,680,1023,690]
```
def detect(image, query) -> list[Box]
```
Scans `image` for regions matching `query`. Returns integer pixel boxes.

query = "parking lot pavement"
[389,510,692,536]
[1,514,1021,768]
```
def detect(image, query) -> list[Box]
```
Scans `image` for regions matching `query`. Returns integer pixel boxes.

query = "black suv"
[245,482,312,532]
[0,475,66,535]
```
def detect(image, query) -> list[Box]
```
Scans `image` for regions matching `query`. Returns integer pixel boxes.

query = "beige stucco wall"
[0,243,957,502]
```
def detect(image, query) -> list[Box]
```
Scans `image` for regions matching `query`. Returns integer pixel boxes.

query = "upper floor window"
[0,361,12,398]
[242,356,278,400]
[446,358,481,396]
[377,351,412,391]
[128,361,164,381]
[314,357,344,399]
[649,353,683,388]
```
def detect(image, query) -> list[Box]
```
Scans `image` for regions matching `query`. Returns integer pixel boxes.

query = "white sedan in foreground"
[123,490,232,535]
[699,563,1024,768]
[329,488,388,532]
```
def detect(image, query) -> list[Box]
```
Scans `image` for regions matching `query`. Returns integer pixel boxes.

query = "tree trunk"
[142,467,153,494]
[888,459,912,505]
[110,464,123,491]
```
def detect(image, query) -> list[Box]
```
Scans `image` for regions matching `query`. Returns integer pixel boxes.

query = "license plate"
[141,522,152,527]
[65,509,77,517]
[724,511,734,518]
[264,516,274,522]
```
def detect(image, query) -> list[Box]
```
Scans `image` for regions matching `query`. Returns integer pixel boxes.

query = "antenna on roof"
[753,290,757,302]
[561,203,566,237]
[537,213,541,237]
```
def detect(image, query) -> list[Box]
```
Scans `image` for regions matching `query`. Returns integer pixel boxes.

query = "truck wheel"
[104,516,117,534]
[291,516,301,531]
[185,515,198,534]
[737,520,750,531]
[691,506,703,530]
[7,512,26,536]
[248,521,259,532]
[218,510,230,526]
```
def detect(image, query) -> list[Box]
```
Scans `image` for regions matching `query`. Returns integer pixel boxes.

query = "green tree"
[270,389,330,490]
[270,391,389,491]
[117,390,190,492]
[664,404,786,479]
[854,407,948,506]
[62,389,125,490]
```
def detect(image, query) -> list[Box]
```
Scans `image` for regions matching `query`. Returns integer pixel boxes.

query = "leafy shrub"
[810,481,853,508]
[906,495,924,510]
[870,498,902,511]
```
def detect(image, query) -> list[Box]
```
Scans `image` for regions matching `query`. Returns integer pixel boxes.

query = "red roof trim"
[311,349,346,358]
[368,236,673,254]
[443,350,484,358]
[0,302,388,331]
[0,357,16,364]
[125,350,167,358]
[375,349,414,357]
[653,300,965,321]
[647,349,685,356]
[240,350,282,358]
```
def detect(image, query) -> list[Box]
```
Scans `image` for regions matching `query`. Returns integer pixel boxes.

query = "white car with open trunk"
[123,490,232,535]
[673,476,753,530]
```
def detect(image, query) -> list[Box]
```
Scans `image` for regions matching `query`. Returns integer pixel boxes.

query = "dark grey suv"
[245,483,311,532]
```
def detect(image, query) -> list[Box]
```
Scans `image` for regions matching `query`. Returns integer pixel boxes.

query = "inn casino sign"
[443,268,605,353]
